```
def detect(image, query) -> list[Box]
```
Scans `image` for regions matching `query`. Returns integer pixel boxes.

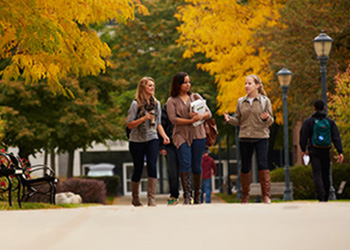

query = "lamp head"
[277,66,292,88]
[313,31,333,58]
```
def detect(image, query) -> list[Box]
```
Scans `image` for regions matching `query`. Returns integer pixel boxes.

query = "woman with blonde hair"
[126,77,170,206]
[224,74,274,204]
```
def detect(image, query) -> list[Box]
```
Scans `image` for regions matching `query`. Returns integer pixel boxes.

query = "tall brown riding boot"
[131,181,143,206]
[240,172,251,204]
[180,172,192,205]
[147,177,157,206]
[193,174,202,204]
[259,170,271,204]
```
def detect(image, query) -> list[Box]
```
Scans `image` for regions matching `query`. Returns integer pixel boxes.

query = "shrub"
[82,175,120,196]
[270,163,350,200]
[57,178,106,204]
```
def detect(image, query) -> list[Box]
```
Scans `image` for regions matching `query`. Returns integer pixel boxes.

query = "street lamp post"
[313,31,336,200]
[313,31,333,114]
[277,66,293,201]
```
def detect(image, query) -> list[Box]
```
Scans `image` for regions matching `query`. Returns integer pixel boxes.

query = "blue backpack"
[312,118,331,148]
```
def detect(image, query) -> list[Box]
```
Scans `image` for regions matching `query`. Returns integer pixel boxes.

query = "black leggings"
[129,139,159,182]
[239,139,269,174]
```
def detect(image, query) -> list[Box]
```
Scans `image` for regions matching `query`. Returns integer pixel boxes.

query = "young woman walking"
[224,75,274,204]
[126,77,170,206]
[166,72,212,204]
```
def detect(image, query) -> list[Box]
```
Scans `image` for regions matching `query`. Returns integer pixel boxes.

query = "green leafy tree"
[100,0,221,136]
[258,0,350,125]
[329,66,350,162]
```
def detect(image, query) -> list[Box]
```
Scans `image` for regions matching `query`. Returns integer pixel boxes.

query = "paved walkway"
[1,200,349,250]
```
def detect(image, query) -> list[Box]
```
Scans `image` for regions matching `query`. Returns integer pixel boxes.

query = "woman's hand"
[144,111,155,121]
[189,111,198,118]
[260,111,269,120]
[191,113,202,123]
[163,136,170,145]
[223,111,230,122]
[159,149,167,156]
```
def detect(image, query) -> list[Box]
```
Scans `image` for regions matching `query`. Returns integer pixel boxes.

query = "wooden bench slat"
[249,182,293,196]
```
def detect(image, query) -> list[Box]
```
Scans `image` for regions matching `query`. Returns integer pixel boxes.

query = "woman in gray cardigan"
[224,75,274,204]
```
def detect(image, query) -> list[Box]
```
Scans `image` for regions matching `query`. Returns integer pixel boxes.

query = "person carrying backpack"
[224,74,274,204]
[299,99,344,202]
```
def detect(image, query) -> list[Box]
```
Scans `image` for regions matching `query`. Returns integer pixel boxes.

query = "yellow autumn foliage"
[0,0,148,90]
[176,0,284,123]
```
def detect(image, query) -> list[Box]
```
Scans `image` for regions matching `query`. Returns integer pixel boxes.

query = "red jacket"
[201,155,217,179]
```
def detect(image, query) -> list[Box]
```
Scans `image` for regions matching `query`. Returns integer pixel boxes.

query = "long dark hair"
[170,72,191,97]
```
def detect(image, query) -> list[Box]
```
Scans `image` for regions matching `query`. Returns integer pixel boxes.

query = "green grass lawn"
[0,201,99,210]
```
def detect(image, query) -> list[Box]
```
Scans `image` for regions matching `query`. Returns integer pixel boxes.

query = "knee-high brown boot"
[259,170,271,204]
[192,174,202,204]
[147,177,157,206]
[131,181,143,206]
[240,172,251,204]
[180,172,192,205]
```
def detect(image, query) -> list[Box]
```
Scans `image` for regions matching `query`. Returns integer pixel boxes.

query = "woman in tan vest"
[224,75,274,204]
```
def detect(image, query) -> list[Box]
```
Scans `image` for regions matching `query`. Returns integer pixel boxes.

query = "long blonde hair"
[247,74,266,96]
[135,77,156,107]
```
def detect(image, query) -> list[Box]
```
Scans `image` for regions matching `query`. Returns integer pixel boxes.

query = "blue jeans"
[239,139,269,174]
[129,139,159,182]
[201,178,212,203]
[178,138,207,174]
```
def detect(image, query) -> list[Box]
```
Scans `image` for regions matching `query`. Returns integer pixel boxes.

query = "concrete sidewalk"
[114,193,226,205]
[1,201,349,250]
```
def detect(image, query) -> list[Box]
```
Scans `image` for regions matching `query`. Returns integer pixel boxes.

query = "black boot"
[180,172,192,205]
[192,174,202,204]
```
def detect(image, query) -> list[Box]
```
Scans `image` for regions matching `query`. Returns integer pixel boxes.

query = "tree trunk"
[50,149,56,173]
[67,150,74,178]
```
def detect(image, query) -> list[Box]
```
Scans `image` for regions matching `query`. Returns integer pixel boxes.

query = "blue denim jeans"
[129,139,159,182]
[239,139,269,174]
[201,178,212,203]
[178,138,207,174]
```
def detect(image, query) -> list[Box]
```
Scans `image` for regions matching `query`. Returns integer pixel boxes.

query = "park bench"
[0,153,24,207]
[250,182,293,198]
[0,152,59,208]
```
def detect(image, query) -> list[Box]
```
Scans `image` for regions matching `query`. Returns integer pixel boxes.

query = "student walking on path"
[201,147,217,203]
[126,77,170,207]
[224,75,274,204]
[159,104,180,205]
[299,99,344,202]
[167,72,212,205]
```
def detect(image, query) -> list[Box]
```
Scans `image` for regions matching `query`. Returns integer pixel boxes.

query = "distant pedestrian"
[299,99,343,202]
[126,77,170,207]
[201,147,217,203]
[224,75,274,204]
[159,104,180,205]
[167,72,212,204]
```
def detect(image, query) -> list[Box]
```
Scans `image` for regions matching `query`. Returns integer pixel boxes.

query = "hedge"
[57,178,106,204]
[82,175,120,196]
[270,163,350,199]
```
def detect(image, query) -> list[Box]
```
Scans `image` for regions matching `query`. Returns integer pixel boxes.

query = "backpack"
[312,118,331,148]
[126,104,140,139]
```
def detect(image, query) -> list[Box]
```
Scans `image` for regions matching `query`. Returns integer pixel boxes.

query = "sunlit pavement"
[1,200,349,250]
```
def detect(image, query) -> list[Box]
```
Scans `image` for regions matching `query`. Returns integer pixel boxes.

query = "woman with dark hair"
[166,72,212,204]
[224,75,274,204]
[126,77,170,206]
